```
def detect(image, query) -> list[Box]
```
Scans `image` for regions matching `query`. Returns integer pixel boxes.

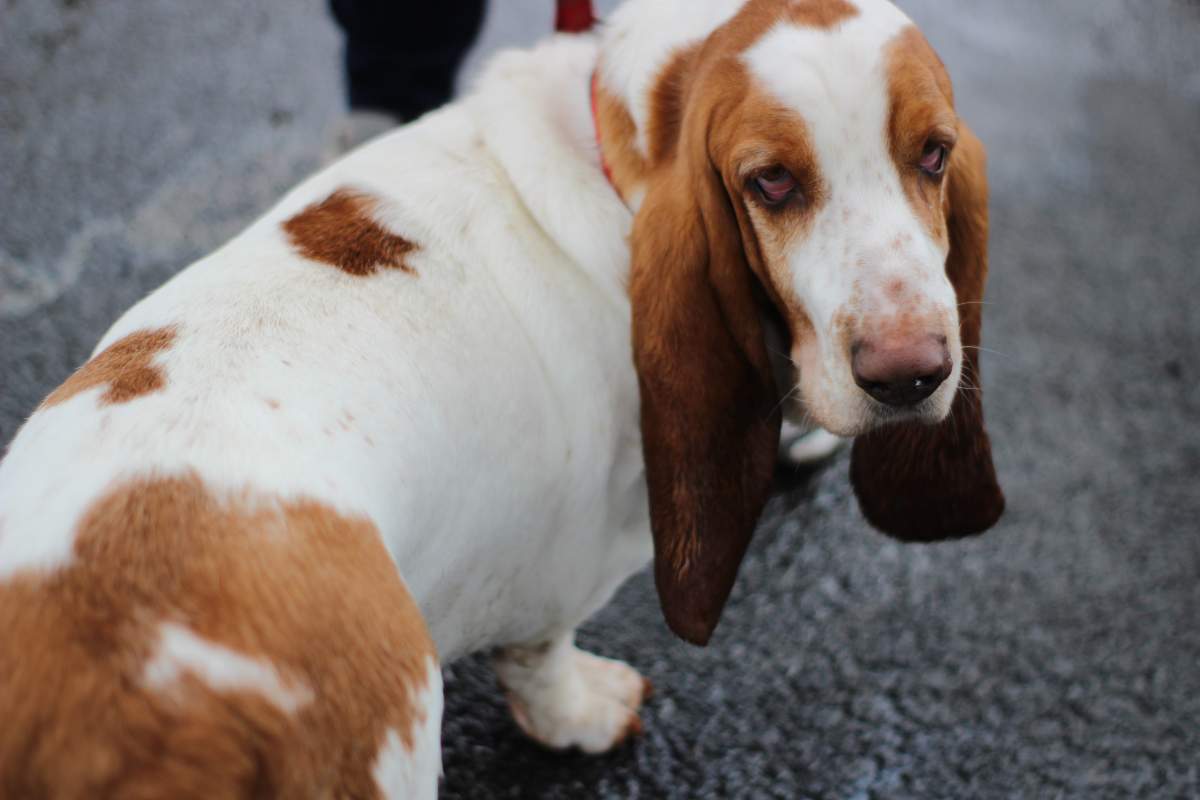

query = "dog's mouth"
[860,393,949,428]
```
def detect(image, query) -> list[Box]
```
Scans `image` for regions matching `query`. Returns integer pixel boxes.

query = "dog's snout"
[852,334,951,408]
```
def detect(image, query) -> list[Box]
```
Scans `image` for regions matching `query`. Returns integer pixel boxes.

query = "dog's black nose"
[852,335,952,408]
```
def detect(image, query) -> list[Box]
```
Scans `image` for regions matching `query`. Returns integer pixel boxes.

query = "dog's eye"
[754,166,799,205]
[919,142,947,177]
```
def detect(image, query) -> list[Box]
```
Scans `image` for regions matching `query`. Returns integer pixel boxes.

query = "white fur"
[143,622,313,714]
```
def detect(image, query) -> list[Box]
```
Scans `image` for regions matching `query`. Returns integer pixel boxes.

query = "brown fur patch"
[644,44,701,166]
[42,327,176,409]
[886,25,958,244]
[594,80,649,199]
[0,474,436,798]
[283,188,417,277]
[785,0,859,29]
[719,0,859,51]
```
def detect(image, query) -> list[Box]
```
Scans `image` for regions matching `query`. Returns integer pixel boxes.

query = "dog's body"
[0,1,1004,797]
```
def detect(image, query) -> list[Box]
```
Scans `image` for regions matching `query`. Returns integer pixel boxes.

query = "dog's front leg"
[493,632,651,753]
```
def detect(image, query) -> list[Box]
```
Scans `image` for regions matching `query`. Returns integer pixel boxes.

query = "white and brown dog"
[0,0,1003,796]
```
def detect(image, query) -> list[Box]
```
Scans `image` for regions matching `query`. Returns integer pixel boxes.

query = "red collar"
[589,69,621,200]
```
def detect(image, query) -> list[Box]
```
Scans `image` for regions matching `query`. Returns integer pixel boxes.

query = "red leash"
[555,0,596,33]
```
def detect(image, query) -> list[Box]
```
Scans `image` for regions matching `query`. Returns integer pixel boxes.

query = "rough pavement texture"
[3,1,1199,797]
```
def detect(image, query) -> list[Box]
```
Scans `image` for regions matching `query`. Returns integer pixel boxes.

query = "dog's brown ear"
[631,153,780,646]
[850,125,1005,541]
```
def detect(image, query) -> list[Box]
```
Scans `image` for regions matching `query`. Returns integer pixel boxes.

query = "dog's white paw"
[495,637,651,753]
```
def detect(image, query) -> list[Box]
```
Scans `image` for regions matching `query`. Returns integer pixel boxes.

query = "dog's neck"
[470,36,632,307]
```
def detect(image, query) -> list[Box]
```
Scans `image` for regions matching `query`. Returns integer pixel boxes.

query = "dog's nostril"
[859,377,940,407]
[852,337,951,408]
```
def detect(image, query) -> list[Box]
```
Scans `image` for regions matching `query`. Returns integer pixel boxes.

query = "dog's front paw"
[496,639,651,754]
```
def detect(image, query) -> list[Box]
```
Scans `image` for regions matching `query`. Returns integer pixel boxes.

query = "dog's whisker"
[961,345,1010,359]
[767,345,801,369]
[770,383,805,417]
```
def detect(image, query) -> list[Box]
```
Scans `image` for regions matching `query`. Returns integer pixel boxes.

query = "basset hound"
[0,0,1003,796]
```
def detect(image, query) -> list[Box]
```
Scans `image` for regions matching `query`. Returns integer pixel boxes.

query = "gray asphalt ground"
[2,1,1199,797]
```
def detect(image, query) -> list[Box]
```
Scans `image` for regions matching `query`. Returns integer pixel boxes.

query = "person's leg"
[329,0,487,121]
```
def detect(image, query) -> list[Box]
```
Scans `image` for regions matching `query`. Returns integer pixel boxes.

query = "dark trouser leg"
[329,0,487,120]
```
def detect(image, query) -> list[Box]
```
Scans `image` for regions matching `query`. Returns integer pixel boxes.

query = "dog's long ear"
[631,148,780,647]
[850,126,1005,540]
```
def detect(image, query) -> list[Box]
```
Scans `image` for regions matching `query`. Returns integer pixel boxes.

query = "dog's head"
[597,0,1004,644]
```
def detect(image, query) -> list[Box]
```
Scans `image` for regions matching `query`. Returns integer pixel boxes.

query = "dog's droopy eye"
[754,166,799,205]
[919,142,947,177]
